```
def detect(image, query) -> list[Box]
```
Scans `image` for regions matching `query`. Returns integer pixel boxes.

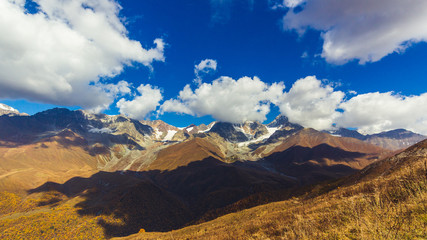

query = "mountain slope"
[328,127,426,150]
[117,139,427,240]
[144,137,225,171]
[365,129,427,150]
[258,128,389,185]
[25,157,297,237]
[0,129,100,192]
[0,108,173,174]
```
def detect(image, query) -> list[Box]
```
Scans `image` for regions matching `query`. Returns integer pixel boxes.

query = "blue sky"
[1,0,427,134]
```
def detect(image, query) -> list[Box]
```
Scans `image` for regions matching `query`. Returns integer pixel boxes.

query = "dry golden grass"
[118,156,427,240]
[0,191,123,240]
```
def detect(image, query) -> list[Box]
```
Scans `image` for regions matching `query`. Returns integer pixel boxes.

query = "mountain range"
[0,103,426,238]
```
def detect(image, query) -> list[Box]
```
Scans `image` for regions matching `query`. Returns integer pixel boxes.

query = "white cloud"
[283,0,305,8]
[89,126,114,134]
[159,70,427,135]
[194,59,218,85]
[117,84,163,120]
[102,80,132,97]
[160,98,193,116]
[274,76,427,135]
[336,92,427,135]
[0,0,164,111]
[270,0,305,10]
[277,76,344,130]
[195,59,218,75]
[283,0,427,64]
[160,76,285,123]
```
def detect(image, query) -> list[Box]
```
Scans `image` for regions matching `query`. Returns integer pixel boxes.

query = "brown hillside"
[146,138,225,171]
[270,128,385,155]
[0,130,100,192]
[266,128,389,169]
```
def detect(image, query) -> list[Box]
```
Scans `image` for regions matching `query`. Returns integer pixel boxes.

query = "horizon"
[1,0,427,134]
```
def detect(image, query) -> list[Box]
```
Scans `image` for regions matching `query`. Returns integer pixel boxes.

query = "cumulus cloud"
[277,76,344,130]
[282,0,427,64]
[160,76,285,123]
[117,84,163,120]
[0,0,164,111]
[102,80,132,97]
[276,76,427,135]
[194,59,218,85]
[160,71,427,135]
[275,76,427,135]
[336,92,427,135]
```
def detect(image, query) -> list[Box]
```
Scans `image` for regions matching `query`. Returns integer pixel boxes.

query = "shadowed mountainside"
[29,157,297,237]
[26,138,384,238]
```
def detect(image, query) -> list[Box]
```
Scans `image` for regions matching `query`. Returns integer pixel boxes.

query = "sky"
[1,0,427,134]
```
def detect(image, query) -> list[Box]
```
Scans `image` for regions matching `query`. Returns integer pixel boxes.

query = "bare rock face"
[142,119,179,141]
[171,129,190,142]
[208,122,250,142]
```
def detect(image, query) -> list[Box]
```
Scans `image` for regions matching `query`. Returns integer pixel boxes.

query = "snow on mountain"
[0,103,16,111]
[198,122,216,133]
[154,129,163,139]
[0,103,27,116]
[163,130,178,141]
[238,127,279,147]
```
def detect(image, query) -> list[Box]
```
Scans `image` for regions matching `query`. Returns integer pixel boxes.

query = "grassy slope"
[0,191,118,240]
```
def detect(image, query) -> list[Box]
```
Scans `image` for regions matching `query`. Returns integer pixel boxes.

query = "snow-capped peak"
[0,103,18,112]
